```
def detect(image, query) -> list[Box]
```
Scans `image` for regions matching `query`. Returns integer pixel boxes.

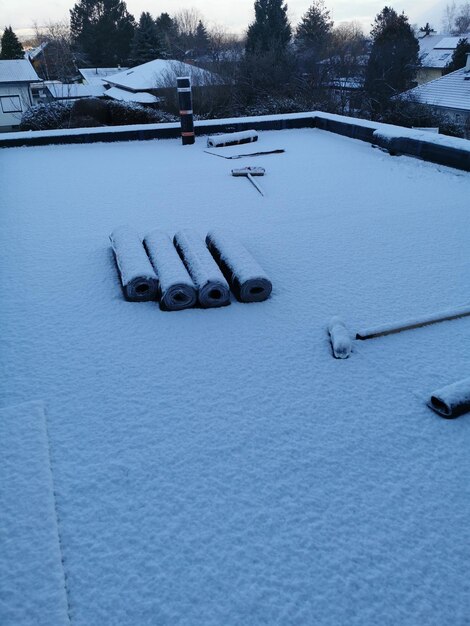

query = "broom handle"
[356,304,470,340]
[247,173,264,196]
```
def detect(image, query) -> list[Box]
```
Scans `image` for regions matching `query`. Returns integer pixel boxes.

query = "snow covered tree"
[130,12,163,65]
[444,37,470,72]
[295,1,333,58]
[70,0,135,66]
[246,0,291,55]
[0,26,24,60]
[364,7,419,115]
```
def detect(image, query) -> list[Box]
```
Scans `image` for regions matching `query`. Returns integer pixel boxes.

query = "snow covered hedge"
[20,98,177,131]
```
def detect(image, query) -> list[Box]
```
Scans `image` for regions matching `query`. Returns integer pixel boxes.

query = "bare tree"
[31,20,79,82]
[442,2,470,34]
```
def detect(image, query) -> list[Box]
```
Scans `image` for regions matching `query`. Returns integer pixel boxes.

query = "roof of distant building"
[419,33,470,68]
[79,67,129,86]
[0,59,41,83]
[44,82,106,100]
[403,67,470,111]
[105,59,219,91]
[104,86,160,104]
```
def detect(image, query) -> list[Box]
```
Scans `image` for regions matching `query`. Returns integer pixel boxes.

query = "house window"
[0,95,22,113]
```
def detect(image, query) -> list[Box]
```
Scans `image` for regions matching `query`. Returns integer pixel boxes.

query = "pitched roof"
[420,33,470,68]
[79,67,129,86]
[0,59,41,83]
[105,59,219,91]
[44,82,106,99]
[105,86,160,104]
[404,67,470,111]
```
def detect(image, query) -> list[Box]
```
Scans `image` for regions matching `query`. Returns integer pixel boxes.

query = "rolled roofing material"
[207,130,258,148]
[206,230,272,303]
[109,225,158,301]
[328,317,352,359]
[173,229,230,308]
[428,377,470,418]
[144,230,197,311]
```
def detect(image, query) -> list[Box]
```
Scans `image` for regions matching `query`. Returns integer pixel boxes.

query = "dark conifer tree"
[155,12,179,58]
[246,0,291,55]
[130,12,163,65]
[364,7,419,115]
[444,37,470,73]
[0,26,24,60]
[70,0,135,66]
[295,0,333,58]
[194,20,210,57]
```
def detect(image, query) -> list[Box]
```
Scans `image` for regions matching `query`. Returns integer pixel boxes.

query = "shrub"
[20,101,73,131]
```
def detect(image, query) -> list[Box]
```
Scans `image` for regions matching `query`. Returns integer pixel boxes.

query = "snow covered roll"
[206,230,272,303]
[109,225,159,301]
[428,377,470,418]
[328,317,352,359]
[206,130,258,148]
[143,230,197,311]
[173,229,230,308]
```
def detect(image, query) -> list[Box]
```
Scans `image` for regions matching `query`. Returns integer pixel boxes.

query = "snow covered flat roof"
[1,127,469,624]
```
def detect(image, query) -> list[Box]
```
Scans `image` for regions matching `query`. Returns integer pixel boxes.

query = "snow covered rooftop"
[105,86,160,104]
[44,82,106,100]
[420,33,470,68]
[105,58,220,91]
[79,67,129,86]
[404,67,470,111]
[0,59,41,83]
[1,125,469,625]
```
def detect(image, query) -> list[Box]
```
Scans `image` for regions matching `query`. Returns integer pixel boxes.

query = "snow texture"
[429,377,470,418]
[109,225,158,301]
[1,128,470,625]
[356,304,470,339]
[207,130,258,148]
[0,401,69,626]
[373,127,470,153]
[144,229,197,311]
[206,229,272,302]
[328,317,352,359]
[174,229,230,308]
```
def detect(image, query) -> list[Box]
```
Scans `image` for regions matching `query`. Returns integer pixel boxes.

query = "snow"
[429,377,470,418]
[1,127,470,625]
[105,86,160,104]
[328,317,352,359]
[207,130,258,147]
[0,401,69,625]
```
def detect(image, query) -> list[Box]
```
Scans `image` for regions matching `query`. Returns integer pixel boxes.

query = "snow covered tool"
[206,230,272,303]
[204,149,285,160]
[177,76,194,145]
[231,166,265,196]
[109,226,159,301]
[207,130,258,148]
[174,229,231,308]
[328,317,352,359]
[356,304,470,340]
[144,230,197,311]
[428,377,470,418]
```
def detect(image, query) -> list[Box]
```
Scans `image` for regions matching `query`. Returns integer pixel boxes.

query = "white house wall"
[0,83,33,130]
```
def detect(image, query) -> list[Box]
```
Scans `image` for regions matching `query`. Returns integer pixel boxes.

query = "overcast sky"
[1,0,448,37]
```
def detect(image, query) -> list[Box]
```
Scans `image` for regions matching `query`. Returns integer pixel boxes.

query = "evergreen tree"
[246,0,291,55]
[194,20,210,56]
[419,22,435,36]
[444,37,470,72]
[155,12,179,58]
[130,12,162,65]
[0,26,24,60]
[70,0,135,66]
[364,7,419,115]
[295,1,333,57]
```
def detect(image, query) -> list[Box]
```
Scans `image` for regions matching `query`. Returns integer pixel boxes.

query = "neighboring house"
[25,40,78,82]
[103,58,221,104]
[0,60,41,131]
[328,77,364,115]
[403,54,470,137]
[418,33,470,84]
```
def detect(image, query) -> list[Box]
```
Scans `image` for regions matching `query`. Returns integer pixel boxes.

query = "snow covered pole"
[177,76,195,146]
[206,230,272,303]
[143,230,197,311]
[356,305,470,340]
[207,130,258,148]
[174,230,230,308]
[109,226,159,301]
[428,377,470,418]
[328,317,352,359]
